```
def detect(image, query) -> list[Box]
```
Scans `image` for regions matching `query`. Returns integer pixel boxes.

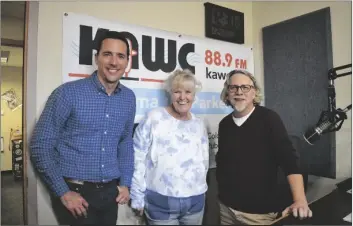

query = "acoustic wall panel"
[262,8,335,178]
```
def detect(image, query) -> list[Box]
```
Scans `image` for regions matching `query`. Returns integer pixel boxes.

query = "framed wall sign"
[204,2,244,44]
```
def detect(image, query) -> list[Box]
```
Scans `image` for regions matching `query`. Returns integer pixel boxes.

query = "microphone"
[303,105,352,145]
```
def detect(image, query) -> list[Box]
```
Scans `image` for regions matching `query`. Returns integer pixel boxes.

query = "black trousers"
[51,180,119,225]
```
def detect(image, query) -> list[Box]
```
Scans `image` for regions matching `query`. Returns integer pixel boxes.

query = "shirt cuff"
[120,175,132,188]
[131,198,145,209]
[53,181,70,197]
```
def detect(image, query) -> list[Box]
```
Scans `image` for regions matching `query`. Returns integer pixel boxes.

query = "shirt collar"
[90,70,122,94]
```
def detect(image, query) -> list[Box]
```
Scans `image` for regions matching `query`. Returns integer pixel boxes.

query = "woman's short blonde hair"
[220,69,263,107]
[164,69,202,94]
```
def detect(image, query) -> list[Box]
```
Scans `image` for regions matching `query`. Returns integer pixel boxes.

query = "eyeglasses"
[228,85,254,93]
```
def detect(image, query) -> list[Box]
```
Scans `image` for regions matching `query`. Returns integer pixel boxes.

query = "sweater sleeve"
[268,111,301,176]
[130,114,152,209]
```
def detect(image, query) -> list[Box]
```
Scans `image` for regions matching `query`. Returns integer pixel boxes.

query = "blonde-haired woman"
[130,69,209,225]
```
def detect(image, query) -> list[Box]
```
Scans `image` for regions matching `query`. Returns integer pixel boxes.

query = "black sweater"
[216,106,301,214]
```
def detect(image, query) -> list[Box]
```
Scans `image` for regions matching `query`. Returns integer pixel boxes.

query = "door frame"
[23,1,39,225]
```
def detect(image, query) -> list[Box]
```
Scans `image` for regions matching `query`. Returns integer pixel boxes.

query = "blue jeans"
[144,190,205,225]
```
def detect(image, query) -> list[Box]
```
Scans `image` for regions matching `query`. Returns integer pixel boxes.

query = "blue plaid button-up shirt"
[30,71,136,197]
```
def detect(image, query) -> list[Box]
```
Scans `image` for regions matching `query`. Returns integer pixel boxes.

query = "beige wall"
[1,66,23,171]
[34,2,253,224]
[252,1,352,180]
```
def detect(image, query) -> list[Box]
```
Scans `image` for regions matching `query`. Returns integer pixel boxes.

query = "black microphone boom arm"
[328,64,352,80]
[304,64,352,145]
[328,64,351,113]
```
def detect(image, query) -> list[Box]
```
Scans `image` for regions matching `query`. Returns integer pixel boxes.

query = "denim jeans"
[51,180,119,225]
[144,190,205,225]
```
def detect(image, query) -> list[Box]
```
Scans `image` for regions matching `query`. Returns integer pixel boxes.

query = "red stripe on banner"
[68,74,164,83]
[140,78,164,83]
[69,73,90,78]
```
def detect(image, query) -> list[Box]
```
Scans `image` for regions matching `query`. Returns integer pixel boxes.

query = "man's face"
[227,74,256,115]
[95,38,128,84]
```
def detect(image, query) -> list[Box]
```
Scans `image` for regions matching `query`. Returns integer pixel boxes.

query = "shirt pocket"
[110,112,129,138]
[71,105,102,130]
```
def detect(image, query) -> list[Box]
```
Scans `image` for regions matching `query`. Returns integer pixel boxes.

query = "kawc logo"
[77,25,195,83]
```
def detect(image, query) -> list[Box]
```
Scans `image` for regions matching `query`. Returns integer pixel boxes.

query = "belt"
[65,178,115,188]
[66,179,85,185]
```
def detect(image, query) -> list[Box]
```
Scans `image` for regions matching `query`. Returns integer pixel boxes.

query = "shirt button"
[106,114,109,118]
[102,148,105,151]
[102,164,104,168]
[104,131,107,134]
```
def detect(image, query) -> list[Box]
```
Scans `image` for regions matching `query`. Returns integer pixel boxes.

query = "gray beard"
[233,103,247,113]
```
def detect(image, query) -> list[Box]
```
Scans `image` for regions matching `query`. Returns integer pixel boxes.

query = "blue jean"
[144,190,205,225]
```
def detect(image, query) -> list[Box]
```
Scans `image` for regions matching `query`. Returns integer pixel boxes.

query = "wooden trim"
[24,2,39,224]
[22,1,29,225]
[1,38,24,47]
[23,1,39,225]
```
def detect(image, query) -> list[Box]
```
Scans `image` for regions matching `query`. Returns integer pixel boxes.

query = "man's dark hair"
[94,31,130,59]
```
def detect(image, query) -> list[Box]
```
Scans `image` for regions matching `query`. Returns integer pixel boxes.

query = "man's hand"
[116,186,130,205]
[282,199,313,219]
[60,191,89,218]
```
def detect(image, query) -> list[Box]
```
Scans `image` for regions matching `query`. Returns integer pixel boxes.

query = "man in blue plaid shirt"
[30,31,136,225]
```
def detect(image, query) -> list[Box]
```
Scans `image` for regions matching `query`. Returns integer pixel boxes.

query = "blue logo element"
[132,88,232,115]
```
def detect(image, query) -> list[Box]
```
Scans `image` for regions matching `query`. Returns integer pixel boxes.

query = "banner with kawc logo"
[62,12,254,169]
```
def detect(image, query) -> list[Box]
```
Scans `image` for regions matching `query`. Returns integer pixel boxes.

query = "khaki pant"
[219,202,278,225]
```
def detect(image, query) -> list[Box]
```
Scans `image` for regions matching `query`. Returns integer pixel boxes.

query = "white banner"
[62,12,254,170]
